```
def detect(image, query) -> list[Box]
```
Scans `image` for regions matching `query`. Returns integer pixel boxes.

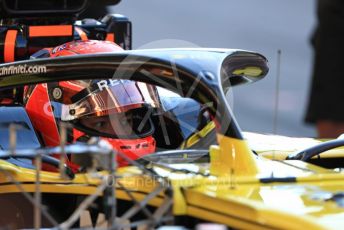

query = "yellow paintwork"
[211,134,259,176]
[244,131,344,160]
[183,179,344,229]
[180,121,215,149]
[232,66,263,77]
[184,188,325,230]
[2,134,344,229]
[154,156,344,229]
[0,160,163,203]
[182,128,344,160]
[2,154,344,229]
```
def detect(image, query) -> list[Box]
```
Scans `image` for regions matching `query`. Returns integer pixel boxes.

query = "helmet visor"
[73,107,155,139]
[61,80,160,121]
[58,79,159,139]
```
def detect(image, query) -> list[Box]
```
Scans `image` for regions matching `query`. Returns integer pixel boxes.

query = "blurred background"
[110,0,316,137]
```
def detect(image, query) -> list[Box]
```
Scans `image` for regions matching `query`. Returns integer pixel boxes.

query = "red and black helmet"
[25,40,158,167]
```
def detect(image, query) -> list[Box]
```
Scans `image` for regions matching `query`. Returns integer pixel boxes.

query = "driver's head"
[55,79,159,152]
[26,40,158,165]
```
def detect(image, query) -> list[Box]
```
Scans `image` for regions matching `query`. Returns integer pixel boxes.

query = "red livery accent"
[29,25,73,37]
[4,30,17,63]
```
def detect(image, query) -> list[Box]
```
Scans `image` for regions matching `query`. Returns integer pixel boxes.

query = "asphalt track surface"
[111,0,317,137]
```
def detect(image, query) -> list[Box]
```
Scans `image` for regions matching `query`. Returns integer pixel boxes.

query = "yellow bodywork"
[244,131,344,160]
[1,134,344,229]
[210,134,259,176]
[1,136,344,229]
[180,121,216,149]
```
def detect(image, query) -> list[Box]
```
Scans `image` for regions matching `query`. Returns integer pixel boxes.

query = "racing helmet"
[25,40,158,166]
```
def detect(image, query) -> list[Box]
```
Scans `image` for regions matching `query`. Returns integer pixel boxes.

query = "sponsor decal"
[51,43,67,54]
[96,79,123,91]
[0,64,47,76]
